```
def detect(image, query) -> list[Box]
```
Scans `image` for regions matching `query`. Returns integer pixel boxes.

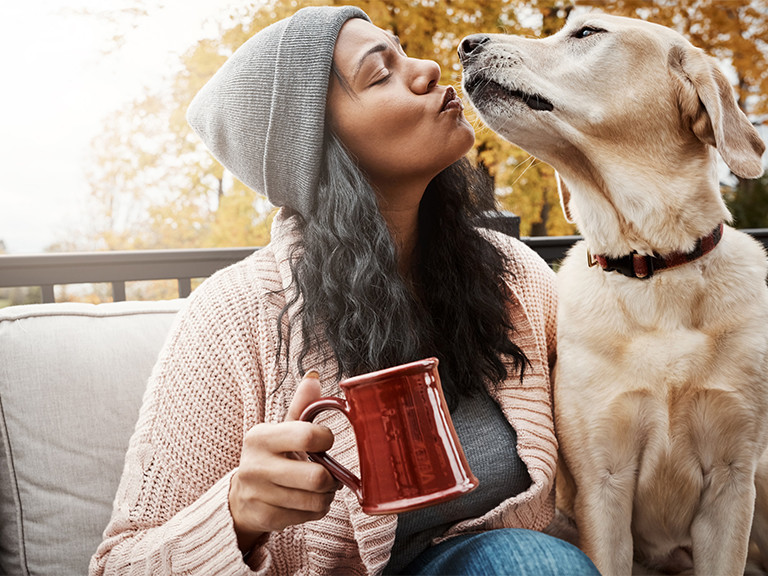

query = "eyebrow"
[352,34,402,82]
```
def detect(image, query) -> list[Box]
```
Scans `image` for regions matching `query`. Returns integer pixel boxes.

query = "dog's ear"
[669,45,765,179]
[556,172,575,224]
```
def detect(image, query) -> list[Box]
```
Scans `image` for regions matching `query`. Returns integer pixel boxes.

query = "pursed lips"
[440,86,464,113]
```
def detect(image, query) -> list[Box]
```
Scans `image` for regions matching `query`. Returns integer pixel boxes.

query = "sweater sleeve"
[512,239,558,371]
[486,230,558,371]
[89,259,276,576]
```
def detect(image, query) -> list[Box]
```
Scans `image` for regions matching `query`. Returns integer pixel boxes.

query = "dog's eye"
[574,26,602,39]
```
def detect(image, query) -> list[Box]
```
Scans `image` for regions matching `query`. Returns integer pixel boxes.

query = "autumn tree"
[83,0,767,251]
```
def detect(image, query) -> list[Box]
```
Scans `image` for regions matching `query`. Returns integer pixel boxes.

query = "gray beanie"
[186,6,370,217]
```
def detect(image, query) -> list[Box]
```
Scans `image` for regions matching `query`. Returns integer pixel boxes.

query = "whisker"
[510,155,537,187]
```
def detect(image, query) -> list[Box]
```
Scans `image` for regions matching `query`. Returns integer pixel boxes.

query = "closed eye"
[573,26,604,39]
[371,68,391,85]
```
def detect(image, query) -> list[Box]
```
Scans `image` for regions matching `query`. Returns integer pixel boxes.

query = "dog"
[459,12,768,576]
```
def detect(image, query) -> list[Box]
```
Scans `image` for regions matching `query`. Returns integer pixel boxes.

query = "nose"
[410,58,441,94]
[458,34,490,61]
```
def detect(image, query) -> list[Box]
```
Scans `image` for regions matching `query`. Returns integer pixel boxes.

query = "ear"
[669,45,765,179]
[556,172,575,224]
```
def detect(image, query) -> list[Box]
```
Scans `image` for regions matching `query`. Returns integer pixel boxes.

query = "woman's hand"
[229,371,340,555]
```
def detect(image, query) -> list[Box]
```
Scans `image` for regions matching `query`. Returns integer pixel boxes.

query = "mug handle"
[299,398,363,501]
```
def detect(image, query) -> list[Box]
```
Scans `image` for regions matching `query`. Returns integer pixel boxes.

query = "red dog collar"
[587,222,724,279]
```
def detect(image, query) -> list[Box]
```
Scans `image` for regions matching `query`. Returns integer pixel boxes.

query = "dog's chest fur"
[555,235,768,561]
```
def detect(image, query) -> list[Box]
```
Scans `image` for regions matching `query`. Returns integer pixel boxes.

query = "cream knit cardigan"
[90,210,559,576]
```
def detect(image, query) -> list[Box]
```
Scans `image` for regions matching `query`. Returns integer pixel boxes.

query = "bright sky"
[0,0,238,253]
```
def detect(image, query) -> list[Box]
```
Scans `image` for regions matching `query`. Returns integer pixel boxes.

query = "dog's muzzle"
[459,35,554,113]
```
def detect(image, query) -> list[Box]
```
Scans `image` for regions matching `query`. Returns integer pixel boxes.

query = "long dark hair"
[278,131,528,406]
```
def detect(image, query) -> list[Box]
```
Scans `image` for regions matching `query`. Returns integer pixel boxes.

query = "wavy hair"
[278,131,528,405]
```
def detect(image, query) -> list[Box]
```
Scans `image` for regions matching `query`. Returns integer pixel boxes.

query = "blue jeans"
[397,528,600,575]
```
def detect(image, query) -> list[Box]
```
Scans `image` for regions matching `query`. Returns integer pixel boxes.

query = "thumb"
[286,370,322,422]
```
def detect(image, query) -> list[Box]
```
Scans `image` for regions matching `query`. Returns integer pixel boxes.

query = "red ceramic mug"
[299,357,478,515]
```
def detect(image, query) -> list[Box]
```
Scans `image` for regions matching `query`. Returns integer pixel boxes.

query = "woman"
[90,6,598,575]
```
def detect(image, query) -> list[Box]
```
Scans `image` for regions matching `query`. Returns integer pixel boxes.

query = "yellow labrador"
[460,13,768,576]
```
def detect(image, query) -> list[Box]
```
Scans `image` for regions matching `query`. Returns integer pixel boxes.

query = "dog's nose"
[459,35,490,59]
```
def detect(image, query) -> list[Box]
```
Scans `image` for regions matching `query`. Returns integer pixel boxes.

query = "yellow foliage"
[83,0,765,249]
[204,182,275,248]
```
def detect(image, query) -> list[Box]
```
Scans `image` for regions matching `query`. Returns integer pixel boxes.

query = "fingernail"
[304,370,320,379]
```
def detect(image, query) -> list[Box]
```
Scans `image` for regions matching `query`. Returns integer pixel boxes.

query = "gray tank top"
[384,390,531,574]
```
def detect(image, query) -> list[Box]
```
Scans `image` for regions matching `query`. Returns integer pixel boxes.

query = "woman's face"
[327,18,475,199]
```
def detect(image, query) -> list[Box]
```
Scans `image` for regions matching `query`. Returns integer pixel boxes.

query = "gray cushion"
[0,300,183,576]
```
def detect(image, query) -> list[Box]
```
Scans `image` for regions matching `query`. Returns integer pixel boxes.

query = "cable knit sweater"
[90,210,559,576]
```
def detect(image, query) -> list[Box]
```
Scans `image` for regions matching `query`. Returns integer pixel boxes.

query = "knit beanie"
[186,6,370,217]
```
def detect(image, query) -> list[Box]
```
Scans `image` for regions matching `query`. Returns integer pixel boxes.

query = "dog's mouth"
[464,77,554,112]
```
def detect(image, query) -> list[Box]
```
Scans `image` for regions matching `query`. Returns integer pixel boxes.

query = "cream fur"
[462,12,768,576]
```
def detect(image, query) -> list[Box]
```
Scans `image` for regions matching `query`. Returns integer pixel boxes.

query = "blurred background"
[1,0,766,259]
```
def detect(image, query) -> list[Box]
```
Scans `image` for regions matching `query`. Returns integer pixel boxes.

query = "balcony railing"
[0,247,259,304]
[1,227,766,305]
